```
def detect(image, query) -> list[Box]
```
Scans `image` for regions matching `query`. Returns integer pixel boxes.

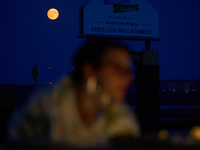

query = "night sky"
[1,0,200,85]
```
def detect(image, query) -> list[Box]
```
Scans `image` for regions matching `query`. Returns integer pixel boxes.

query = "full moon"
[47,8,59,20]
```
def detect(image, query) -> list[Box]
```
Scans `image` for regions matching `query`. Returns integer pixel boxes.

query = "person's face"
[96,47,132,102]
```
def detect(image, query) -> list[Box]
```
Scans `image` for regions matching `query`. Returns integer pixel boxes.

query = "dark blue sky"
[1,0,200,85]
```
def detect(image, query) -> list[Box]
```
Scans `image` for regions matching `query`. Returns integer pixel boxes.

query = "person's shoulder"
[52,76,74,92]
[22,76,71,109]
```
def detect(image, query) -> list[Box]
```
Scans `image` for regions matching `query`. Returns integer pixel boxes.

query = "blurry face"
[96,47,132,102]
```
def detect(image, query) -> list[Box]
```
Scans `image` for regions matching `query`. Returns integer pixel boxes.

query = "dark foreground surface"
[5,137,200,150]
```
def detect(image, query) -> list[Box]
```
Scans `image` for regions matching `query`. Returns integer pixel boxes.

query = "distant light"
[47,8,59,20]
[158,129,168,140]
[49,67,51,69]
[72,67,74,70]
[49,82,53,85]
[190,126,200,141]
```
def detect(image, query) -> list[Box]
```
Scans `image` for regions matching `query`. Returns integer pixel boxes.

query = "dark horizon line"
[1,79,200,86]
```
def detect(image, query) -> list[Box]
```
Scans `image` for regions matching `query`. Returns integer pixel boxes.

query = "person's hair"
[71,40,130,84]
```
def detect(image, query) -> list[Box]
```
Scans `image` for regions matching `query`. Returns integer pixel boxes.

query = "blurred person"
[8,40,140,148]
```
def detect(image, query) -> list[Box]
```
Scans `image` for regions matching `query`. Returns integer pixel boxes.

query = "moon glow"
[47,8,59,20]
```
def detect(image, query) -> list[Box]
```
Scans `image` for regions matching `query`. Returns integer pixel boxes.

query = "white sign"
[81,0,158,38]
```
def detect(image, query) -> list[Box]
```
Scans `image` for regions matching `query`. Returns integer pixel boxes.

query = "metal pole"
[135,40,160,132]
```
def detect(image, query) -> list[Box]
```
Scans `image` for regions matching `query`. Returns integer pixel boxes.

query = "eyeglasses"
[101,61,132,76]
